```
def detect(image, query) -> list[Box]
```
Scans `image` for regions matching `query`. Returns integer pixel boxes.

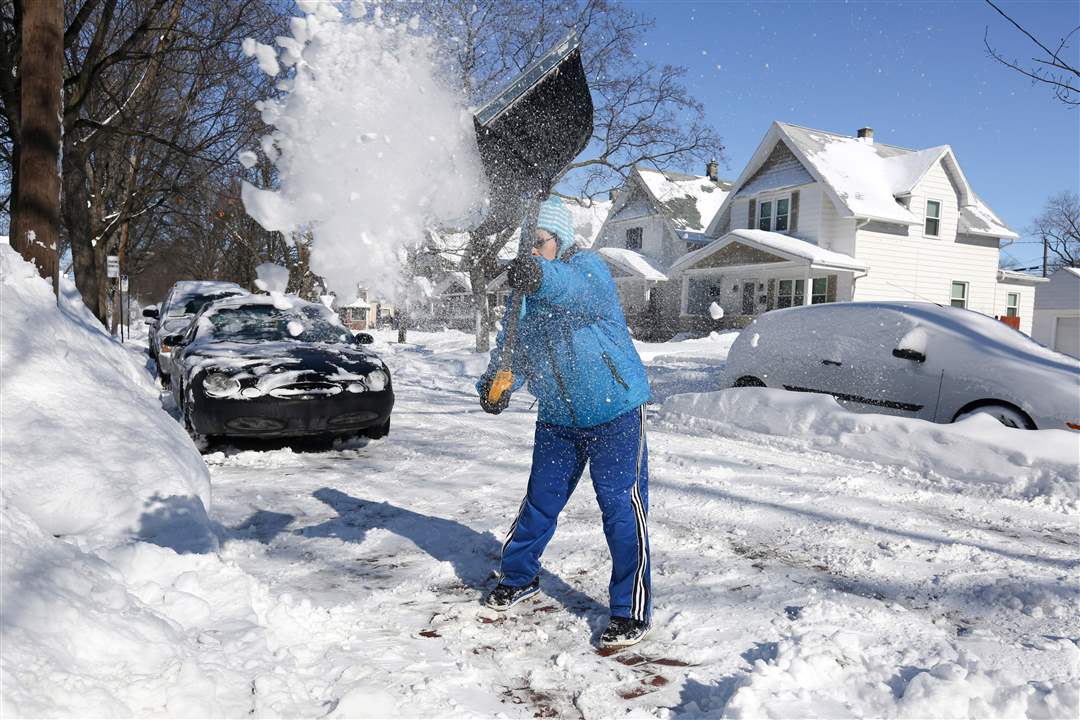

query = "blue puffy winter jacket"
[478,250,651,428]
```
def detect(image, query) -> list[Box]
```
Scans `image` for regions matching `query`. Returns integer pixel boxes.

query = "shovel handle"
[487,369,515,404]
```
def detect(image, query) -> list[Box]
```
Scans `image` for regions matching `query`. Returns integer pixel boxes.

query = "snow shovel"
[472,32,594,406]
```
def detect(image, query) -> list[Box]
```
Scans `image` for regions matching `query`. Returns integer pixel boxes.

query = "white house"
[668,122,1035,335]
[1033,267,1080,358]
[593,164,731,317]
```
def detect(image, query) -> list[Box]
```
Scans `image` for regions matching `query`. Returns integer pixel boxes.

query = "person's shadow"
[303,488,608,632]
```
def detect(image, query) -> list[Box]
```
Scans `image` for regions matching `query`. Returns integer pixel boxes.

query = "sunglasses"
[533,231,555,248]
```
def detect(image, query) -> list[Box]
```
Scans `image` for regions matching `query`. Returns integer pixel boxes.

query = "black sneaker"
[483,577,540,611]
[600,617,651,648]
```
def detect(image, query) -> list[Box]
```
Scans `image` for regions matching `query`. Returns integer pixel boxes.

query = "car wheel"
[734,376,766,388]
[363,418,391,439]
[953,403,1035,430]
[180,394,210,451]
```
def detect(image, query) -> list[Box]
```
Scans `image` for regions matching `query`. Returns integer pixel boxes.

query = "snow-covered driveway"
[200,331,1079,718]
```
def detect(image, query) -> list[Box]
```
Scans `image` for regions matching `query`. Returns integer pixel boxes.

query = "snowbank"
[0,246,212,547]
[724,595,1078,719]
[634,330,739,363]
[658,388,1080,503]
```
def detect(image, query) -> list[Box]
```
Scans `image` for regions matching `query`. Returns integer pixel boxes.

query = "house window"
[754,194,792,232]
[758,201,772,231]
[626,227,643,251]
[811,277,828,304]
[775,198,790,232]
[1006,292,1019,318]
[686,277,722,315]
[950,281,968,309]
[925,199,941,236]
[776,279,805,308]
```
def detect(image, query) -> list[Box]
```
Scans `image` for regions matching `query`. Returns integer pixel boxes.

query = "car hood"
[182,340,386,383]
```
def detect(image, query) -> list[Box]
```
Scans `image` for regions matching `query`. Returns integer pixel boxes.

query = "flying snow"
[240,2,485,300]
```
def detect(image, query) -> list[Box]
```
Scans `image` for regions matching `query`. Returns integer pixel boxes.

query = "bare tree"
[405,0,724,351]
[984,0,1080,106]
[2,0,285,323]
[1031,191,1080,274]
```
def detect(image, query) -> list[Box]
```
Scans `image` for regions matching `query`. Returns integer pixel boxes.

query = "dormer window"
[626,227,643,251]
[775,198,790,232]
[755,194,794,233]
[925,199,941,237]
[758,201,772,231]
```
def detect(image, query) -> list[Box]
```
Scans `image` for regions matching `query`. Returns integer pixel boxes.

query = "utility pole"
[1043,234,1049,277]
[12,0,62,296]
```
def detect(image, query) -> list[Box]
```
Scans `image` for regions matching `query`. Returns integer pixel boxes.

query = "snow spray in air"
[239,1,485,299]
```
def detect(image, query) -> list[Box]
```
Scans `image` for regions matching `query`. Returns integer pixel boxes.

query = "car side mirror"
[354,332,374,345]
[892,347,926,363]
[161,334,187,351]
[143,306,159,319]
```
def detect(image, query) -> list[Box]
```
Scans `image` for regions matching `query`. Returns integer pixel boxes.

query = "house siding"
[852,225,1000,313]
[737,141,815,197]
[792,184,823,245]
[819,194,856,255]
[993,281,1037,336]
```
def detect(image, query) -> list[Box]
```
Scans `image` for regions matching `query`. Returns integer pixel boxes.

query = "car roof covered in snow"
[197,293,338,320]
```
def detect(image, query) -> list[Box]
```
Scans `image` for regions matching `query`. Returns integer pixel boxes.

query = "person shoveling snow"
[477,197,654,649]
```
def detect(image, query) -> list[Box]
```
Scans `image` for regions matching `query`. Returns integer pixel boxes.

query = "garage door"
[1054,317,1080,359]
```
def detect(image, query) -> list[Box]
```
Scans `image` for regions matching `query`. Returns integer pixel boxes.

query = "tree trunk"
[397,308,408,343]
[470,267,492,353]
[62,149,100,311]
[12,0,62,294]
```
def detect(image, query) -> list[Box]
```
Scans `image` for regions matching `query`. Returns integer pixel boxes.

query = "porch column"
[803,266,812,306]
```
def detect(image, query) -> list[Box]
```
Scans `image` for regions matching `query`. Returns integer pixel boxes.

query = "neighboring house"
[1032,267,1080,358]
[594,163,731,319]
[669,122,1028,335]
[428,272,475,330]
[337,287,392,330]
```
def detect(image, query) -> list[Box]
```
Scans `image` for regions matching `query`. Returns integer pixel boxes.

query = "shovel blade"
[473,34,593,237]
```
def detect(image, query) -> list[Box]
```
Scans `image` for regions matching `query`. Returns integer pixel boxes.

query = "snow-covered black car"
[165,295,394,444]
[146,280,247,382]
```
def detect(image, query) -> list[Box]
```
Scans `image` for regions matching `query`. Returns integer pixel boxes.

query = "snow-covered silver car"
[152,280,247,381]
[722,302,1080,431]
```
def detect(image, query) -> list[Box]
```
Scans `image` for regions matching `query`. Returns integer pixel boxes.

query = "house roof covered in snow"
[597,247,668,281]
[635,168,732,233]
[996,269,1049,285]
[710,122,1018,239]
[671,228,870,274]
[432,272,472,297]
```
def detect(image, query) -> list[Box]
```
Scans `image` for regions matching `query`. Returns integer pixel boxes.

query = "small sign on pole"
[120,274,129,292]
[106,255,120,278]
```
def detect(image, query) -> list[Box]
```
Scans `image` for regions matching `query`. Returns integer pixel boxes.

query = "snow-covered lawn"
[3,249,1078,717]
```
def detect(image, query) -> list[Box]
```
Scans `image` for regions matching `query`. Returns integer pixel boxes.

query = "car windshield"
[168,290,244,317]
[202,305,348,343]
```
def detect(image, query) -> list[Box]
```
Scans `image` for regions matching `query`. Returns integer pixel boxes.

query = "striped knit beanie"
[536,196,576,258]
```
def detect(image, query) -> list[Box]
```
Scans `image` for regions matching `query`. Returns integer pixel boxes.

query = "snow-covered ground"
[2,249,1078,717]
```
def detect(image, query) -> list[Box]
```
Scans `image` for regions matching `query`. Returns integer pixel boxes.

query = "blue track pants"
[499,405,651,622]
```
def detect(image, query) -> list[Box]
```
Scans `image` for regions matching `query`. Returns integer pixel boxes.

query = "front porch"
[669,229,868,332]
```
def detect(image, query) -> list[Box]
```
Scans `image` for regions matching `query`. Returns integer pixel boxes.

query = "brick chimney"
[857,127,874,144]
[706,158,719,182]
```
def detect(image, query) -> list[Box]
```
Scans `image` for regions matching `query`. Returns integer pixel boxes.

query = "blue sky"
[625,0,1079,269]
